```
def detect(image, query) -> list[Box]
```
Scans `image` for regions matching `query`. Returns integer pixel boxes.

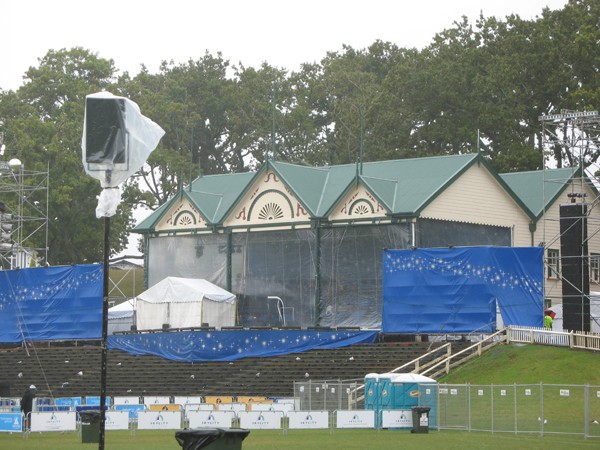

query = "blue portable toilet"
[364,373,379,410]
[378,373,395,409]
[364,373,395,410]
[390,373,437,429]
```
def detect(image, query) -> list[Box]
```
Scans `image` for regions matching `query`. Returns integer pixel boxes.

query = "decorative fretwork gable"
[155,196,207,232]
[329,185,387,221]
[224,170,310,228]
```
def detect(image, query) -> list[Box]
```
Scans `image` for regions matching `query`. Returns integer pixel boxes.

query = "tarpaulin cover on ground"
[108,329,379,362]
[382,247,543,333]
[0,264,103,342]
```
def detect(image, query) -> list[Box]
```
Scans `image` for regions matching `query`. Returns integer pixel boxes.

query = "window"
[591,254,600,283]
[547,249,560,279]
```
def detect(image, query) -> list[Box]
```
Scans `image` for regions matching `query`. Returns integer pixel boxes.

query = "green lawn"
[1,429,597,450]
[439,344,600,385]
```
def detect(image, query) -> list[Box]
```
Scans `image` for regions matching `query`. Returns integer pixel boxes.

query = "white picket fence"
[507,326,600,351]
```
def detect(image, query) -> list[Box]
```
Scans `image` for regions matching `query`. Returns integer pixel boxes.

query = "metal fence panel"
[542,384,585,435]
[294,380,358,412]
[436,383,600,438]
[587,385,600,438]
[438,385,468,430]
[515,384,542,434]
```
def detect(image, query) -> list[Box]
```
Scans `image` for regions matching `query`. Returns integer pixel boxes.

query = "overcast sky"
[4,0,568,92]
[3,0,570,256]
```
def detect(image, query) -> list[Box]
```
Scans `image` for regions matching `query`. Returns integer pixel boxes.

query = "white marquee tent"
[108,299,135,335]
[135,277,237,330]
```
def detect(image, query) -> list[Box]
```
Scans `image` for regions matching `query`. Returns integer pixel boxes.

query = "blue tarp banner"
[108,329,379,362]
[0,413,23,433]
[382,247,543,333]
[0,264,103,342]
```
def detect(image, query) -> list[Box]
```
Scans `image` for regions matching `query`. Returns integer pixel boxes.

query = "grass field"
[1,429,598,450]
[2,344,599,448]
[438,344,600,385]
[109,268,144,300]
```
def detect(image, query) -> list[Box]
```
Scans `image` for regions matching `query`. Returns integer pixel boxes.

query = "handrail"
[420,329,506,378]
[351,342,453,405]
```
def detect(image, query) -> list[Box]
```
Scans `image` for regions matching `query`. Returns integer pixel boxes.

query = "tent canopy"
[135,277,236,330]
[108,299,135,320]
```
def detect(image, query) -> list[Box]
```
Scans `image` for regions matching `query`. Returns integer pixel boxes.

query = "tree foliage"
[0,48,132,264]
[0,1,598,264]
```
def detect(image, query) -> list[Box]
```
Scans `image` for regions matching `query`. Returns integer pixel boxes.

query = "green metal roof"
[274,154,481,218]
[359,153,479,215]
[268,161,331,216]
[135,153,537,233]
[500,167,584,221]
[187,171,255,223]
[133,171,255,232]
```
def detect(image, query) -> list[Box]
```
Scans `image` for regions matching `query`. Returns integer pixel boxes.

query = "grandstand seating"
[0,340,468,401]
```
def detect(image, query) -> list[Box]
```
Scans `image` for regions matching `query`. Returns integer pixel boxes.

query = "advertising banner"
[251,403,294,413]
[114,404,145,419]
[173,396,202,407]
[30,411,77,432]
[85,396,111,406]
[287,411,329,429]
[335,410,375,428]
[0,413,22,433]
[137,410,181,430]
[187,410,235,428]
[238,411,283,429]
[105,411,129,430]
[217,402,247,413]
[382,410,412,428]
[143,396,170,406]
[113,396,140,405]
[184,404,215,413]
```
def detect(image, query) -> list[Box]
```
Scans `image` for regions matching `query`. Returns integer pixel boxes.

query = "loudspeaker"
[85,97,128,171]
[560,203,590,331]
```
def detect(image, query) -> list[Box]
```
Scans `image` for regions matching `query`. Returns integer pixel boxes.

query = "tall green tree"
[0,48,133,264]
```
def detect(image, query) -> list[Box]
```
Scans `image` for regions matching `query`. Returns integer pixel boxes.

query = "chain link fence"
[438,383,600,438]
[294,380,360,411]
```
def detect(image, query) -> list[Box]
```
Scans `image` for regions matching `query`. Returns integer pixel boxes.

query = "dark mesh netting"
[319,224,410,328]
[147,235,228,287]
[417,219,511,248]
[232,230,317,327]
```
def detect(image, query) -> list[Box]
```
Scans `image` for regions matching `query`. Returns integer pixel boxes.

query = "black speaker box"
[85,97,128,171]
[560,203,590,331]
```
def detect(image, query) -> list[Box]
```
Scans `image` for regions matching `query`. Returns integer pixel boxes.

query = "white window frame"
[590,253,600,284]
[547,249,560,279]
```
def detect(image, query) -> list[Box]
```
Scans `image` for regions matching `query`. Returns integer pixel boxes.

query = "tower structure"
[0,157,49,269]
[539,110,600,331]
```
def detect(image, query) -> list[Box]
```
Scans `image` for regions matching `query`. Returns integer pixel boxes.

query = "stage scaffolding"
[0,157,49,269]
[539,110,600,331]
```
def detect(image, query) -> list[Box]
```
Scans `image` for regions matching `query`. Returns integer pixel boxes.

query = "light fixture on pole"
[82,92,164,450]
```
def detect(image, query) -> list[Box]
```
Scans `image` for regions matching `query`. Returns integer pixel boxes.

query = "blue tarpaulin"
[108,329,379,362]
[0,264,103,342]
[382,247,543,333]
